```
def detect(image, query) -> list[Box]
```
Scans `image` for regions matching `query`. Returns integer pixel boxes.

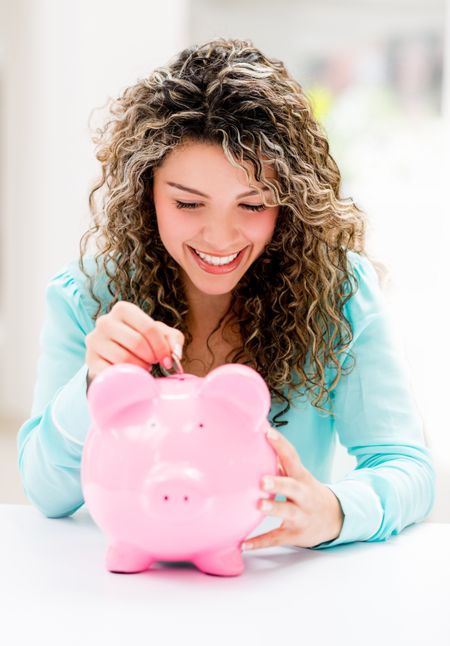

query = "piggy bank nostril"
[148,479,204,516]
[162,495,189,502]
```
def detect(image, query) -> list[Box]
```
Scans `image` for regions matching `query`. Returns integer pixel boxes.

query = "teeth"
[194,249,240,266]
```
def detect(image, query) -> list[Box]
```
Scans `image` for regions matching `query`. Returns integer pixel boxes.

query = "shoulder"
[346,249,379,281]
[323,250,391,388]
[343,249,387,324]
[46,254,116,323]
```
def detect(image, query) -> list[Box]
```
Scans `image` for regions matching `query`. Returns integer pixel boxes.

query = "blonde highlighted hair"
[79,37,388,427]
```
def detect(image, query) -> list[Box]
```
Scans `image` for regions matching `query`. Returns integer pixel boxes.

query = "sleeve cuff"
[309,479,384,549]
[51,363,92,448]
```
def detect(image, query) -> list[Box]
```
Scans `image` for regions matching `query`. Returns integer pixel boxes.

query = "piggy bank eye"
[199,423,204,428]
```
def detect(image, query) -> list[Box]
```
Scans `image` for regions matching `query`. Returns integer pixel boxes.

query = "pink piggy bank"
[80,362,278,577]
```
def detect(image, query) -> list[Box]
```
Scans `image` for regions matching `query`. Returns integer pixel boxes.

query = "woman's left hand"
[241,428,344,551]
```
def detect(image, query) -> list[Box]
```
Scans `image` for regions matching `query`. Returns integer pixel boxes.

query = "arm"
[310,252,436,549]
[17,264,96,518]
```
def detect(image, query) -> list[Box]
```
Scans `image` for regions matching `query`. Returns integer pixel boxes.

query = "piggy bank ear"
[87,364,157,429]
[197,364,271,429]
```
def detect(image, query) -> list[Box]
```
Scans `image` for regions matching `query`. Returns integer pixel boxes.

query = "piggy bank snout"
[146,476,205,519]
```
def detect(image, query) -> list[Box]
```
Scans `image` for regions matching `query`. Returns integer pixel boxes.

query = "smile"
[194,248,240,264]
[187,245,247,274]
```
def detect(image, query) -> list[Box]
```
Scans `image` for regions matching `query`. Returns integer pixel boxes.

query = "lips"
[187,244,247,274]
[189,246,244,258]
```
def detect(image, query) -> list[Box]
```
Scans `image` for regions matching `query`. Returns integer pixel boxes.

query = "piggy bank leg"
[106,542,156,574]
[193,547,245,577]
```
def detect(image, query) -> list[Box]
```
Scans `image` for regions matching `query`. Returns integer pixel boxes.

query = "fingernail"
[262,476,274,491]
[162,356,173,369]
[174,343,183,359]
[266,428,279,440]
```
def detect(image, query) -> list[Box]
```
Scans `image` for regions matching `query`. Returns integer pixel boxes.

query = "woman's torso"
[69,255,337,482]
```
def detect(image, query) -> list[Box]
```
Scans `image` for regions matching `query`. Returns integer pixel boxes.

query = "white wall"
[1,0,448,520]
[189,0,444,80]
[188,0,450,520]
[422,0,450,522]
[0,0,190,419]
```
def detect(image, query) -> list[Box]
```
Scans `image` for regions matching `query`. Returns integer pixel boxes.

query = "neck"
[182,272,234,338]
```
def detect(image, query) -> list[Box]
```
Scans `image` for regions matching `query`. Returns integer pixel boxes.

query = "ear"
[197,364,271,430]
[87,364,158,430]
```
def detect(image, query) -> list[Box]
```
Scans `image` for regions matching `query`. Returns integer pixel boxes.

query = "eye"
[174,200,266,212]
[175,201,200,209]
[242,204,266,212]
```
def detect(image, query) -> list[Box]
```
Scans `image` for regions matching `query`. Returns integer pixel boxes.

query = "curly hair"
[79,37,388,428]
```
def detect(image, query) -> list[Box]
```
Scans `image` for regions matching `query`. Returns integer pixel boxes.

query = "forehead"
[155,140,277,182]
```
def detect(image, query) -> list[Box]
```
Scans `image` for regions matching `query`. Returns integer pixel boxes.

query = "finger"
[260,475,304,508]
[144,322,174,367]
[144,321,185,363]
[112,302,169,362]
[88,336,152,371]
[112,302,183,365]
[86,355,113,380]
[241,527,290,551]
[266,429,306,481]
[100,317,158,364]
[157,321,185,358]
[258,497,302,524]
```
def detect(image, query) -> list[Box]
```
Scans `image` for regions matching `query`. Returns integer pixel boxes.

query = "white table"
[2,504,449,645]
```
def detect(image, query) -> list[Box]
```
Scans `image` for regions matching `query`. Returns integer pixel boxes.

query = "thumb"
[157,322,184,359]
[171,334,185,360]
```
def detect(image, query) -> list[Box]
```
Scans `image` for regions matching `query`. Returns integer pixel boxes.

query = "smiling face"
[152,140,279,300]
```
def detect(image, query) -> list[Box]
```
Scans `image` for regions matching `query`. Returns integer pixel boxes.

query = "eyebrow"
[166,181,271,199]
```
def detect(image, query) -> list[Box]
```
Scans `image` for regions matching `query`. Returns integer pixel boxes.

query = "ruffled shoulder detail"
[344,250,387,325]
[47,255,115,329]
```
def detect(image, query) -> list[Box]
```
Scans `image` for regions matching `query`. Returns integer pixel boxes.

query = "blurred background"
[0,0,449,520]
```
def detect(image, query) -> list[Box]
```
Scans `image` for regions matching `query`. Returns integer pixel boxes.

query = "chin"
[193,280,237,295]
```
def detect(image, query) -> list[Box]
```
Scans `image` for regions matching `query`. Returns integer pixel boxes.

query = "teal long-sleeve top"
[17,250,436,549]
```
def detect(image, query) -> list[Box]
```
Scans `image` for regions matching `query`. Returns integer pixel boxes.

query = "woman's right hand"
[85,301,185,392]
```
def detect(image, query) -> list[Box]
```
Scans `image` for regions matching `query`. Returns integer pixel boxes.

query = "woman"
[17,37,435,551]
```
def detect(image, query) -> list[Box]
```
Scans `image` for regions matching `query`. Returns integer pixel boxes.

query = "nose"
[201,216,241,251]
[146,477,205,519]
